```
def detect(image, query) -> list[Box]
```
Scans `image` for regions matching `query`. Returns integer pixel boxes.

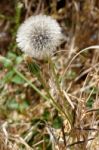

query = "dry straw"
[16,14,64,60]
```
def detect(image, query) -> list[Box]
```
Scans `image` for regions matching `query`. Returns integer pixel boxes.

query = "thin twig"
[67,138,94,147]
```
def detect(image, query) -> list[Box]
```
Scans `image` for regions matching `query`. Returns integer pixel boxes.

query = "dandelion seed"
[16,14,64,60]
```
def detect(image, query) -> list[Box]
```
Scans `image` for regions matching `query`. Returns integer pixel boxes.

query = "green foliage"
[27,61,41,76]
[86,87,98,108]
[43,109,51,121]
[86,97,94,108]
[3,70,15,82]
[7,51,23,64]
[12,74,25,84]
[0,52,23,68]
[3,70,25,84]
[15,2,23,29]
[52,116,63,129]
[19,100,29,112]
[0,56,12,68]
[6,99,29,112]
[0,0,99,149]
[7,99,19,110]
[1,52,24,84]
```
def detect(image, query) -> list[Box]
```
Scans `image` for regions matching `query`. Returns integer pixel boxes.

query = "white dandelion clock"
[16,15,64,60]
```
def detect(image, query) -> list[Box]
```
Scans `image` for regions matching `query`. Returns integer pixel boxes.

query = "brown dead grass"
[0,0,99,149]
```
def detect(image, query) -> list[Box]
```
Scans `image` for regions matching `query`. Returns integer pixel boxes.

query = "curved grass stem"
[14,67,67,120]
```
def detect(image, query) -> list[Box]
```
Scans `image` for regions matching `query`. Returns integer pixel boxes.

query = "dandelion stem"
[14,68,66,118]
[13,68,49,101]
[48,58,72,125]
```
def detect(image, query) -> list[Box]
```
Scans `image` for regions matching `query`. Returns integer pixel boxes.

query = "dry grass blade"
[0,0,99,149]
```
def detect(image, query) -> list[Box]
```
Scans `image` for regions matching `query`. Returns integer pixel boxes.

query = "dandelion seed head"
[16,15,63,59]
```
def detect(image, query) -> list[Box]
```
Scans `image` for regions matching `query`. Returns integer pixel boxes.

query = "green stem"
[48,58,72,125]
[14,68,66,118]
[14,68,49,101]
